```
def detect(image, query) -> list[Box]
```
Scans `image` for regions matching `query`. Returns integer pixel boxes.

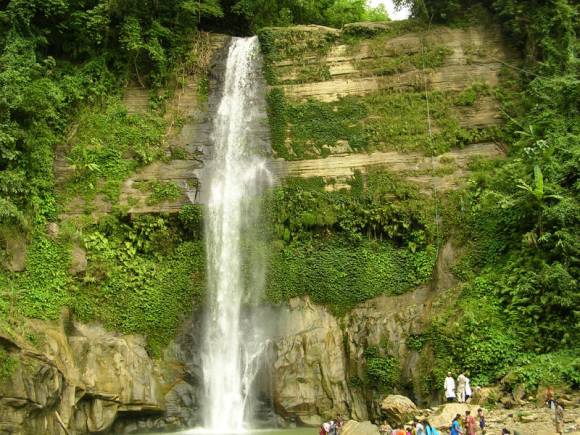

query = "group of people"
[379,417,440,435]
[444,372,473,403]
[319,417,344,435]
[449,409,486,435]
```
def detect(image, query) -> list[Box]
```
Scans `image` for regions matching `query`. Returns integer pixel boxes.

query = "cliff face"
[262,22,513,188]
[271,239,460,425]
[2,20,519,434]
[0,315,204,435]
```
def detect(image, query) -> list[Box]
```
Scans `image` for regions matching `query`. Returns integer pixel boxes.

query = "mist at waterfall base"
[196,36,275,434]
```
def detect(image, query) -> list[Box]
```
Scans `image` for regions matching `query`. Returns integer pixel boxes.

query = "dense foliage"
[1,0,578,400]
[228,0,388,31]
[1,213,205,355]
[0,0,223,229]
[393,0,580,392]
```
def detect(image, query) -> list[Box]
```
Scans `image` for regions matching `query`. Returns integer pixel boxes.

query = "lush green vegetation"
[268,237,436,314]
[1,213,205,355]
[63,98,168,204]
[0,0,224,230]
[267,85,496,159]
[229,0,388,31]
[364,345,401,393]
[266,173,437,314]
[0,0,578,403]
[398,0,580,395]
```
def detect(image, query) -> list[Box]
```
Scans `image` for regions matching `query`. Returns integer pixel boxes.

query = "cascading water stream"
[201,36,271,433]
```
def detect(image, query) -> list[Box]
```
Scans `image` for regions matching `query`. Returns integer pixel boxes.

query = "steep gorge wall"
[1,20,520,434]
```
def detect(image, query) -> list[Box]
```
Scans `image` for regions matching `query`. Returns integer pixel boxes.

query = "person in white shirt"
[457,372,468,403]
[444,372,456,402]
[465,375,472,402]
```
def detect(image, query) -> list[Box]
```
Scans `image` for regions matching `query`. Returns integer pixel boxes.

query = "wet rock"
[0,320,172,435]
[273,298,362,422]
[380,395,417,425]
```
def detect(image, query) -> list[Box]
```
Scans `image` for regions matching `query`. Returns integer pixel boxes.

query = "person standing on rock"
[457,372,468,403]
[545,386,555,409]
[423,419,439,435]
[464,410,476,435]
[477,408,486,434]
[445,372,456,402]
[555,401,564,434]
[464,375,472,402]
[450,414,463,435]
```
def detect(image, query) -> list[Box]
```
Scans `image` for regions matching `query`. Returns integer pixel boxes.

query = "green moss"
[267,88,498,159]
[341,19,424,40]
[267,237,436,315]
[8,233,73,320]
[140,180,183,205]
[351,44,452,77]
[0,348,18,381]
[61,97,167,204]
[73,215,205,355]
[3,215,205,356]
[364,345,400,393]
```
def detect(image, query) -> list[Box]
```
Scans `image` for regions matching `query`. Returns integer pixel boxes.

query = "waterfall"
[201,36,271,433]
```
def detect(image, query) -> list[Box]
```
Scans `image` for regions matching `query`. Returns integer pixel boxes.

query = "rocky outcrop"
[273,298,365,423]
[341,419,380,435]
[380,395,417,425]
[271,25,515,101]
[0,317,199,435]
[3,233,27,272]
[272,240,461,423]
[271,142,504,193]
[272,288,431,424]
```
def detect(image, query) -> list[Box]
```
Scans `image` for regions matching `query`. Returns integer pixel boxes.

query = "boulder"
[298,415,323,426]
[429,403,481,430]
[380,395,417,425]
[341,420,380,435]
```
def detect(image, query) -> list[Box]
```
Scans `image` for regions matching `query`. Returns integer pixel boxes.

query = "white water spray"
[201,36,271,433]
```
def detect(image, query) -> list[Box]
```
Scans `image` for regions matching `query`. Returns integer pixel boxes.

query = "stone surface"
[429,403,480,429]
[272,238,463,423]
[0,317,196,435]
[273,298,364,422]
[380,395,418,425]
[341,419,380,435]
[270,142,505,194]
[273,25,514,101]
